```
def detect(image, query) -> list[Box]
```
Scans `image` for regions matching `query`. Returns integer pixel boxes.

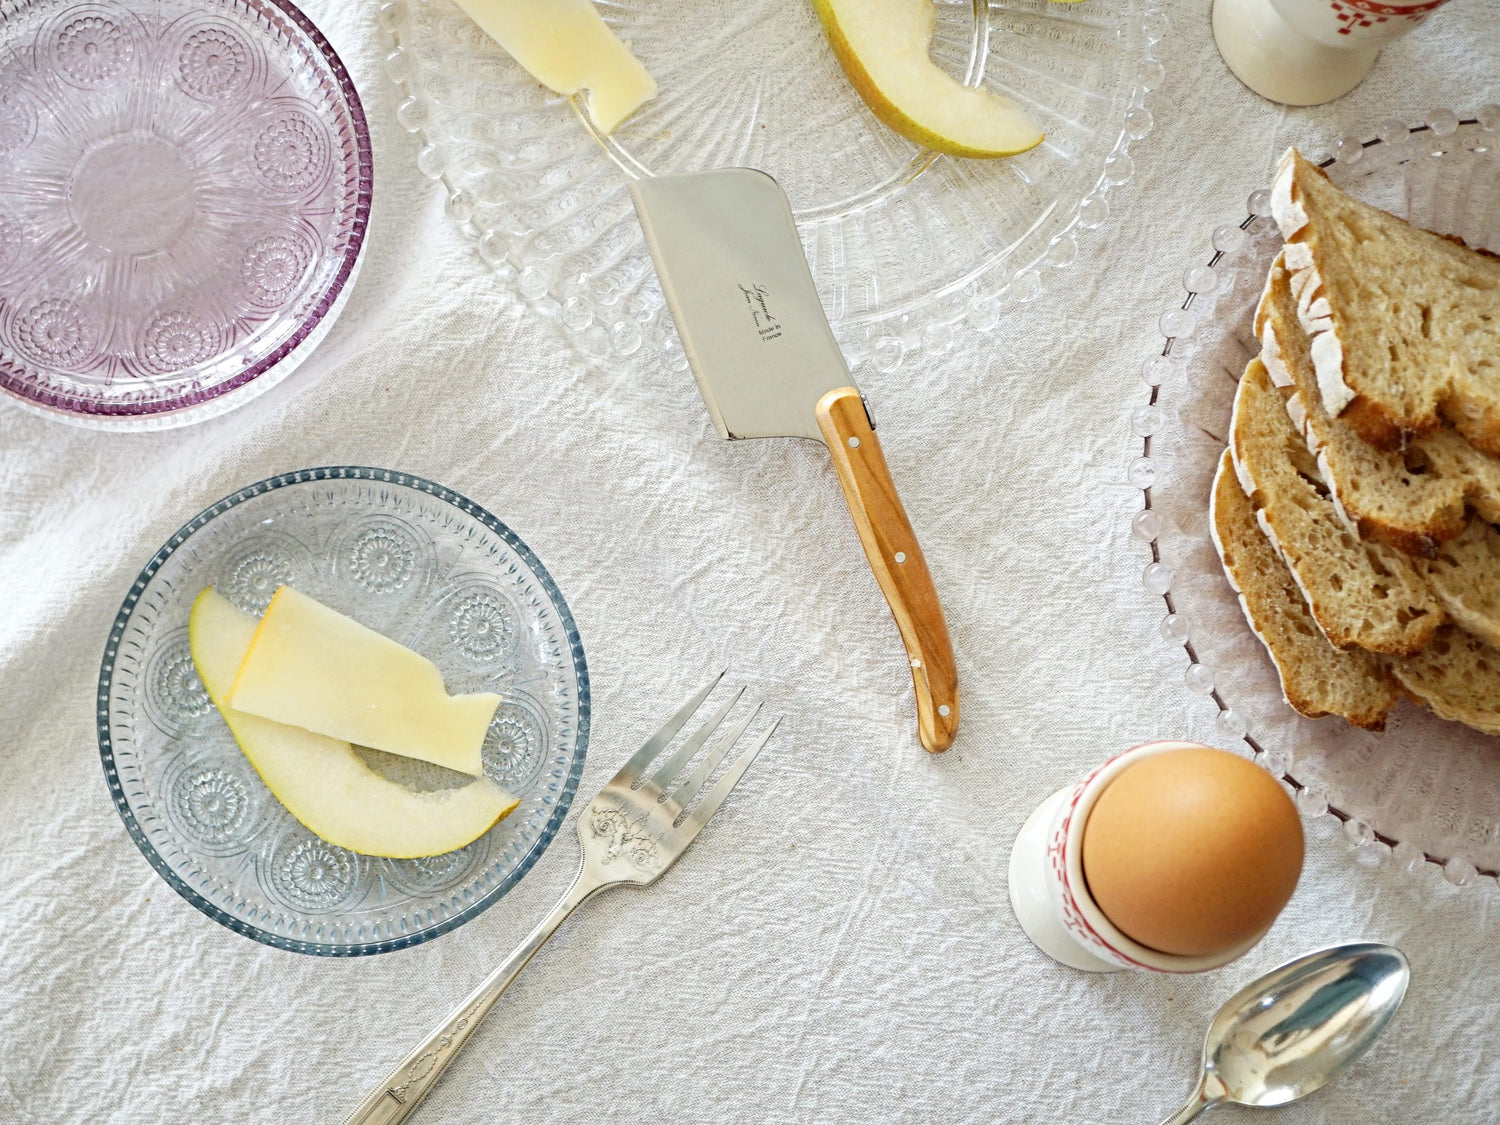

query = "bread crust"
[1209,166,1500,739]
[1254,253,1500,558]
[1209,449,1395,730]
[1230,359,1445,657]
[1271,148,1500,454]
[1212,444,1500,739]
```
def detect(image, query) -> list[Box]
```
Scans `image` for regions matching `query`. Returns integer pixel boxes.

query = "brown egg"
[1081,746,1303,958]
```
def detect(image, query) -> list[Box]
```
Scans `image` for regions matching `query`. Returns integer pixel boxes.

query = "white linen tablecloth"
[3,3,1499,1121]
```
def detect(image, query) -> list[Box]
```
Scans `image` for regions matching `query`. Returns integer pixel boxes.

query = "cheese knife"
[629,168,958,753]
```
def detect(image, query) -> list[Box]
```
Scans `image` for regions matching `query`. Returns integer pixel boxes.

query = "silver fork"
[342,675,778,1125]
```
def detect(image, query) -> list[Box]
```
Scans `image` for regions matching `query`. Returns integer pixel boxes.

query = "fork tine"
[650,686,745,797]
[670,702,761,811]
[613,672,724,787]
[678,719,780,837]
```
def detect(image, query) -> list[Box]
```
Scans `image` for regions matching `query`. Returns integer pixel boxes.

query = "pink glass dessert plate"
[0,0,371,429]
[1131,111,1500,888]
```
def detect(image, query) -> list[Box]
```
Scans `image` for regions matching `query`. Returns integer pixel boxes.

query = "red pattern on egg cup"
[1046,756,1155,971]
[1322,0,1451,39]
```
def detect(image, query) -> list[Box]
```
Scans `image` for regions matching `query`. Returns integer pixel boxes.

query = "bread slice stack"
[1210,148,1500,735]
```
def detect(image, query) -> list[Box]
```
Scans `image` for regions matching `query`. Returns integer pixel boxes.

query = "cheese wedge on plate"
[191,589,517,858]
[226,586,499,776]
[452,0,657,134]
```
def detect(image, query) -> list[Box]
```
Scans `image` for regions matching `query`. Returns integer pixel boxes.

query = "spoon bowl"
[1162,942,1409,1124]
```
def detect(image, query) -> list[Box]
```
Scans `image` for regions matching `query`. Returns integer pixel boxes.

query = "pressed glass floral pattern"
[0,0,370,427]
[98,468,589,954]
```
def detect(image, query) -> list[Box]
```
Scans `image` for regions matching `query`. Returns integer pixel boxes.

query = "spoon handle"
[1159,1102,1207,1125]
[1159,1079,1215,1125]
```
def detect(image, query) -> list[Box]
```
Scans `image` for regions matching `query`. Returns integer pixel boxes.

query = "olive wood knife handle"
[815,386,958,753]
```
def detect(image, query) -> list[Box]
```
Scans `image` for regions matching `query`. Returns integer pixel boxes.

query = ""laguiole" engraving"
[738,283,783,342]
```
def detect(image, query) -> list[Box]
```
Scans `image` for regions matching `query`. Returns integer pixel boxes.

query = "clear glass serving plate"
[379,0,1164,373]
[98,467,589,954]
[1131,111,1500,887]
[0,0,371,429]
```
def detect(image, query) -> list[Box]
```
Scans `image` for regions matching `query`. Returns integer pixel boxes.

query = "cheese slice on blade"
[191,589,518,858]
[451,0,657,134]
[226,586,499,776]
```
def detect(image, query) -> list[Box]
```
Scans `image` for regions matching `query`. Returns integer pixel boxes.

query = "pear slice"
[226,586,498,777]
[812,0,1043,158]
[451,0,657,134]
[190,588,518,859]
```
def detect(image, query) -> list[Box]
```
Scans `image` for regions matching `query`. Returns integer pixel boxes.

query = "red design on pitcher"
[1329,0,1443,34]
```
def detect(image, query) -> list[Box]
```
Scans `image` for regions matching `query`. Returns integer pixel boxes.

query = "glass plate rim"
[96,465,592,955]
[1131,111,1500,889]
[0,0,375,423]
[378,0,1167,374]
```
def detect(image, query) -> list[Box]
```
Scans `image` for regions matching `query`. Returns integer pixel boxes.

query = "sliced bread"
[1415,519,1500,649]
[1390,626,1500,737]
[1257,252,1500,556]
[1230,357,1445,656]
[1209,448,1397,729]
[1213,439,1500,738]
[1270,148,1500,453]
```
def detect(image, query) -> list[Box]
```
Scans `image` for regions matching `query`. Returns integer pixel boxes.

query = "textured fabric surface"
[3,2,1499,1122]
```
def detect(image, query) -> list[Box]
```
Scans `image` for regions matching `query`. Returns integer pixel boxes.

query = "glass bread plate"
[1132,111,1500,887]
[98,467,588,954]
[0,0,370,429]
[379,0,1165,375]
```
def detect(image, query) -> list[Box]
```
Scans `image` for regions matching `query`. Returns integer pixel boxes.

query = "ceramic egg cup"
[1009,741,1269,974]
[1212,0,1455,106]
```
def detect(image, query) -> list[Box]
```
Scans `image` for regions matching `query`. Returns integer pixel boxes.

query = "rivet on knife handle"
[815,386,958,753]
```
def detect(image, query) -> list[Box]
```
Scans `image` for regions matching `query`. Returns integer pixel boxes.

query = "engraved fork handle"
[342,869,610,1125]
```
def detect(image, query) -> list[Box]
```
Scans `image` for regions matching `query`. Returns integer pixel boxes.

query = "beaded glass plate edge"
[376,0,1167,377]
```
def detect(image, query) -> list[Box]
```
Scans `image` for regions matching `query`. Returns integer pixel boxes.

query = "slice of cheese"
[226,586,499,776]
[452,0,657,134]
[191,589,517,858]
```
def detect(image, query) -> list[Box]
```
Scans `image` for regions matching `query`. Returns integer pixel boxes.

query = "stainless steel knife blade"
[629,168,851,442]
[628,166,959,754]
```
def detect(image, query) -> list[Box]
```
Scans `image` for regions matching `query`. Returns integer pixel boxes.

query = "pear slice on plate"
[189,588,518,859]
[813,0,1044,158]
[227,586,497,777]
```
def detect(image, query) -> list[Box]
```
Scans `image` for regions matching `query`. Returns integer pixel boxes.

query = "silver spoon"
[1161,942,1410,1124]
